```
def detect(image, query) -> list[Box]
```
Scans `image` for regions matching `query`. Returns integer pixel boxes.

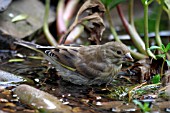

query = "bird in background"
[15,40,133,85]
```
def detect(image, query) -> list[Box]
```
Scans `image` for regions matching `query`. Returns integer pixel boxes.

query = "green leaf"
[143,103,151,112]
[166,60,170,66]
[151,74,160,84]
[156,54,166,58]
[141,0,146,5]
[12,14,28,22]
[149,46,162,51]
[100,0,126,10]
[109,0,126,10]
[165,0,170,10]
[133,100,144,109]
[100,0,112,6]
[165,43,170,52]
[28,56,44,60]
[141,0,154,5]
[8,58,25,62]
[133,100,150,112]
[161,44,166,52]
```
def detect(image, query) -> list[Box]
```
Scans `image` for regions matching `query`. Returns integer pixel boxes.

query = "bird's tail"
[14,40,55,54]
[14,40,76,72]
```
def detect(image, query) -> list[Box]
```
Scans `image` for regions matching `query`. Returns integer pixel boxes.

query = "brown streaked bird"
[15,40,133,85]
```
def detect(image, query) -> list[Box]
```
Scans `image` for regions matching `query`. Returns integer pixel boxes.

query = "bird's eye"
[116,51,122,55]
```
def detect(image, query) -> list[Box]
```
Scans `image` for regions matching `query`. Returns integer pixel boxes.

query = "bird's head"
[101,42,133,65]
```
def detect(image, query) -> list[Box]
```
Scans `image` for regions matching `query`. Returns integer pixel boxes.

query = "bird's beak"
[124,52,134,62]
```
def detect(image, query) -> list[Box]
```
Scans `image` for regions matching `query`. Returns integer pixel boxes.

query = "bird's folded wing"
[75,61,111,79]
[47,46,80,68]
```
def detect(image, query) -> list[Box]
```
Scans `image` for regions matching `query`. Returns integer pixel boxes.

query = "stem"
[60,20,82,44]
[144,4,149,50]
[156,1,170,60]
[116,5,129,34]
[129,0,134,27]
[147,0,154,5]
[143,2,156,59]
[106,8,120,42]
[56,0,67,36]
[155,0,163,47]
[63,0,79,25]
[163,6,170,20]
[130,50,148,59]
[44,0,58,46]
[161,60,165,77]
[163,6,170,44]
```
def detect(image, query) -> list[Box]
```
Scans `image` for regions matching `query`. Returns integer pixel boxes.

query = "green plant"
[151,74,161,84]
[133,100,151,113]
[100,0,170,60]
[141,0,156,59]
[149,43,170,76]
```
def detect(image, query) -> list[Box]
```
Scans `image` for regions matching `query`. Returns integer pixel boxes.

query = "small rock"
[14,84,72,113]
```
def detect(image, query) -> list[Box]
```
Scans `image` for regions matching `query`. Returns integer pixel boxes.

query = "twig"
[128,82,147,102]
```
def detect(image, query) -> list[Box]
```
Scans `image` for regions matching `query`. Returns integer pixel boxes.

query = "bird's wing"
[46,45,81,68]
[73,45,112,79]
[75,61,111,79]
